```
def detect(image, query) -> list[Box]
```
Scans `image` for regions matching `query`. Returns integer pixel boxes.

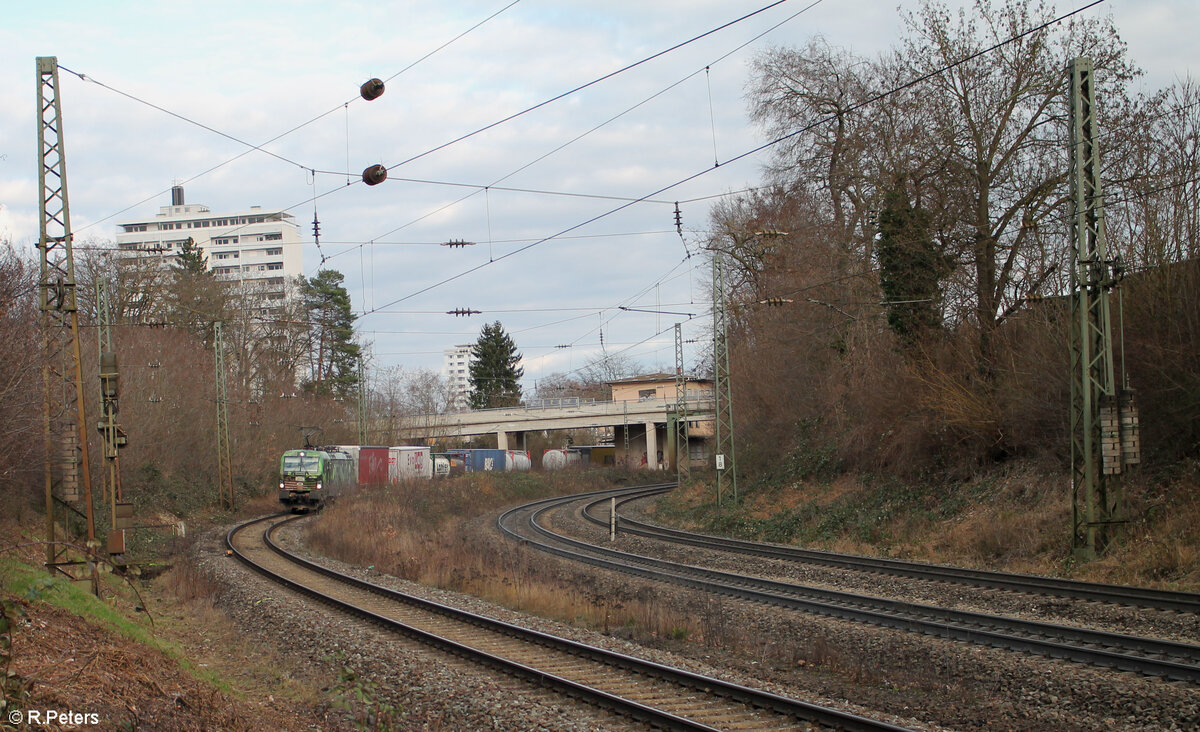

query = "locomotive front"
[279,449,327,508]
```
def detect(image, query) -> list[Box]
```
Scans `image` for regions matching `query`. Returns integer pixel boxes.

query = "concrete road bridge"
[392,396,715,469]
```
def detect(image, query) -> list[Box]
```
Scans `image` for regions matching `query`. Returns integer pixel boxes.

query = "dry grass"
[659,457,1200,591]
[308,472,716,646]
[160,544,223,608]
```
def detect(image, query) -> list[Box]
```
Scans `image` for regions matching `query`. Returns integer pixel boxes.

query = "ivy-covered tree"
[300,269,360,397]
[469,321,523,409]
[877,181,949,342]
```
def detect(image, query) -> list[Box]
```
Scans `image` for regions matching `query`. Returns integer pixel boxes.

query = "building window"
[266,263,282,271]
[266,247,282,255]
[263,232,282,241]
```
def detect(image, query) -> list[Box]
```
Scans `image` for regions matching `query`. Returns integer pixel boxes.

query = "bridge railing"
[439,395,715,418]
[524,397,598,409]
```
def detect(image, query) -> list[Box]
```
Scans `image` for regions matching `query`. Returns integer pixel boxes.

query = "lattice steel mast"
[1068,57,1137,560]
[214,321,234,510]
[37,56,96,583]
[357,355,368,444]
[673,323,690,483]
[712,254,736,504]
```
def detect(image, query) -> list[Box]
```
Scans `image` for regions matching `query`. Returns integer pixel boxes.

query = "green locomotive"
[278,448,355,510]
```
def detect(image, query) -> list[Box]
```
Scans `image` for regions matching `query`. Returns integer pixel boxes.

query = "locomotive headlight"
[316,481,323,490]
[279,481,284,489]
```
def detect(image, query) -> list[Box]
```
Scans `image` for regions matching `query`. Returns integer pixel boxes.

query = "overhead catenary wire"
[376,0,795,174]
[66,0,1136,386]
[357,0,1114,321]
[337,0,827,262]
[61,0,522,234]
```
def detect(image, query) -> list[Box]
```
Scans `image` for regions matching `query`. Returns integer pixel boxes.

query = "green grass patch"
[0,558,235,696]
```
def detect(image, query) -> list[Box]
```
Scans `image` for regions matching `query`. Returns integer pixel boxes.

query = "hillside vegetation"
[687,0,1199,578]
[654,459,1199,592]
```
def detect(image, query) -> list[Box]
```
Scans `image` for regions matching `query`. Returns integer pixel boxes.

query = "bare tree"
[0,243,42,504]
[898,0,1138,361]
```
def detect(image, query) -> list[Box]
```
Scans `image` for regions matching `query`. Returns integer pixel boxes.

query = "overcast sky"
[1,0,1195,391]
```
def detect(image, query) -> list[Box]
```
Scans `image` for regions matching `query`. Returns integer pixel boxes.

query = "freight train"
[278,445,532,508]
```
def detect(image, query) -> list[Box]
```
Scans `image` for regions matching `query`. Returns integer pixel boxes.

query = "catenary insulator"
[362,164,388,186]
[360,78,385,101]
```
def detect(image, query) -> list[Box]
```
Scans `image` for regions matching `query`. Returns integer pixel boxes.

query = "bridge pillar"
[496,430,509,450]
[665,418,676,471]
[644,421,658,470]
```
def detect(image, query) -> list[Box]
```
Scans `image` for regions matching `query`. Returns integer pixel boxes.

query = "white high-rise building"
[443,344,474,411]
[114,185,303,308]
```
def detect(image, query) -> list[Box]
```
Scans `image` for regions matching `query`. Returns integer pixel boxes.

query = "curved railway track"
[583,484,1200,613]
[498,485,1200,684]
[227,512,912,732]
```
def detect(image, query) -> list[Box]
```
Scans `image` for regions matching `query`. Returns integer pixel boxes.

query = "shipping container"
[469,448,507,472]
[332,444,390,486]
[505,450,532,472]
[443,450,470,476]
[542,448,583,470]
[573,445,617,466]
[358,446,390,485]
[388,445,433,481]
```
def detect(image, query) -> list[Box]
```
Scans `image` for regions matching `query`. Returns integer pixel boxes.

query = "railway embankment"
[653,457,1200,593]
[0,501,328,730]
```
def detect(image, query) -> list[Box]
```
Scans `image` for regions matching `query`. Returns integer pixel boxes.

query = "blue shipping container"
[470,449,507,472]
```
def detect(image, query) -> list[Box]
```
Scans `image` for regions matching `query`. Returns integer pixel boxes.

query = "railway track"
[227,512,913,731]
[582,484,1200,613]
[499,485,1200,683]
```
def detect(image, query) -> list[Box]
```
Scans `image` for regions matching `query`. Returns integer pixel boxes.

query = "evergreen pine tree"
[167,237,227,344]
[300,269,361,397]
[469,321,523,409]
[173,237,208,275]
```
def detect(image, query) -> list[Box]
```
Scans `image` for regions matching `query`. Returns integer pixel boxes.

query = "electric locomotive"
[278,448,355,510]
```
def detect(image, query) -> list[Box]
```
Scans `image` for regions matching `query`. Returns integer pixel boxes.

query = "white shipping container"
[542,449,567,470]
[388,446,433,481]
[542,449,582,470]
[505,450,532,472]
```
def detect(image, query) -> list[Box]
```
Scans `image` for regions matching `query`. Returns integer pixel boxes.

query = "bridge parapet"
[391,397,715,440]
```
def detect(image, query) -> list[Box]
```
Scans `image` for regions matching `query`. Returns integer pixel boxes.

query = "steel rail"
[583,486,1200,613]
[226,510,910,732]
[499,489,1200,683]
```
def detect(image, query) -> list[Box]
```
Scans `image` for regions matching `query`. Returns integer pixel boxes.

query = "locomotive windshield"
[282,454,321,474]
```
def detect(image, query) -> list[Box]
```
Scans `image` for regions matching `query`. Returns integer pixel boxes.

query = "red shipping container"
[358,446,390,486]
